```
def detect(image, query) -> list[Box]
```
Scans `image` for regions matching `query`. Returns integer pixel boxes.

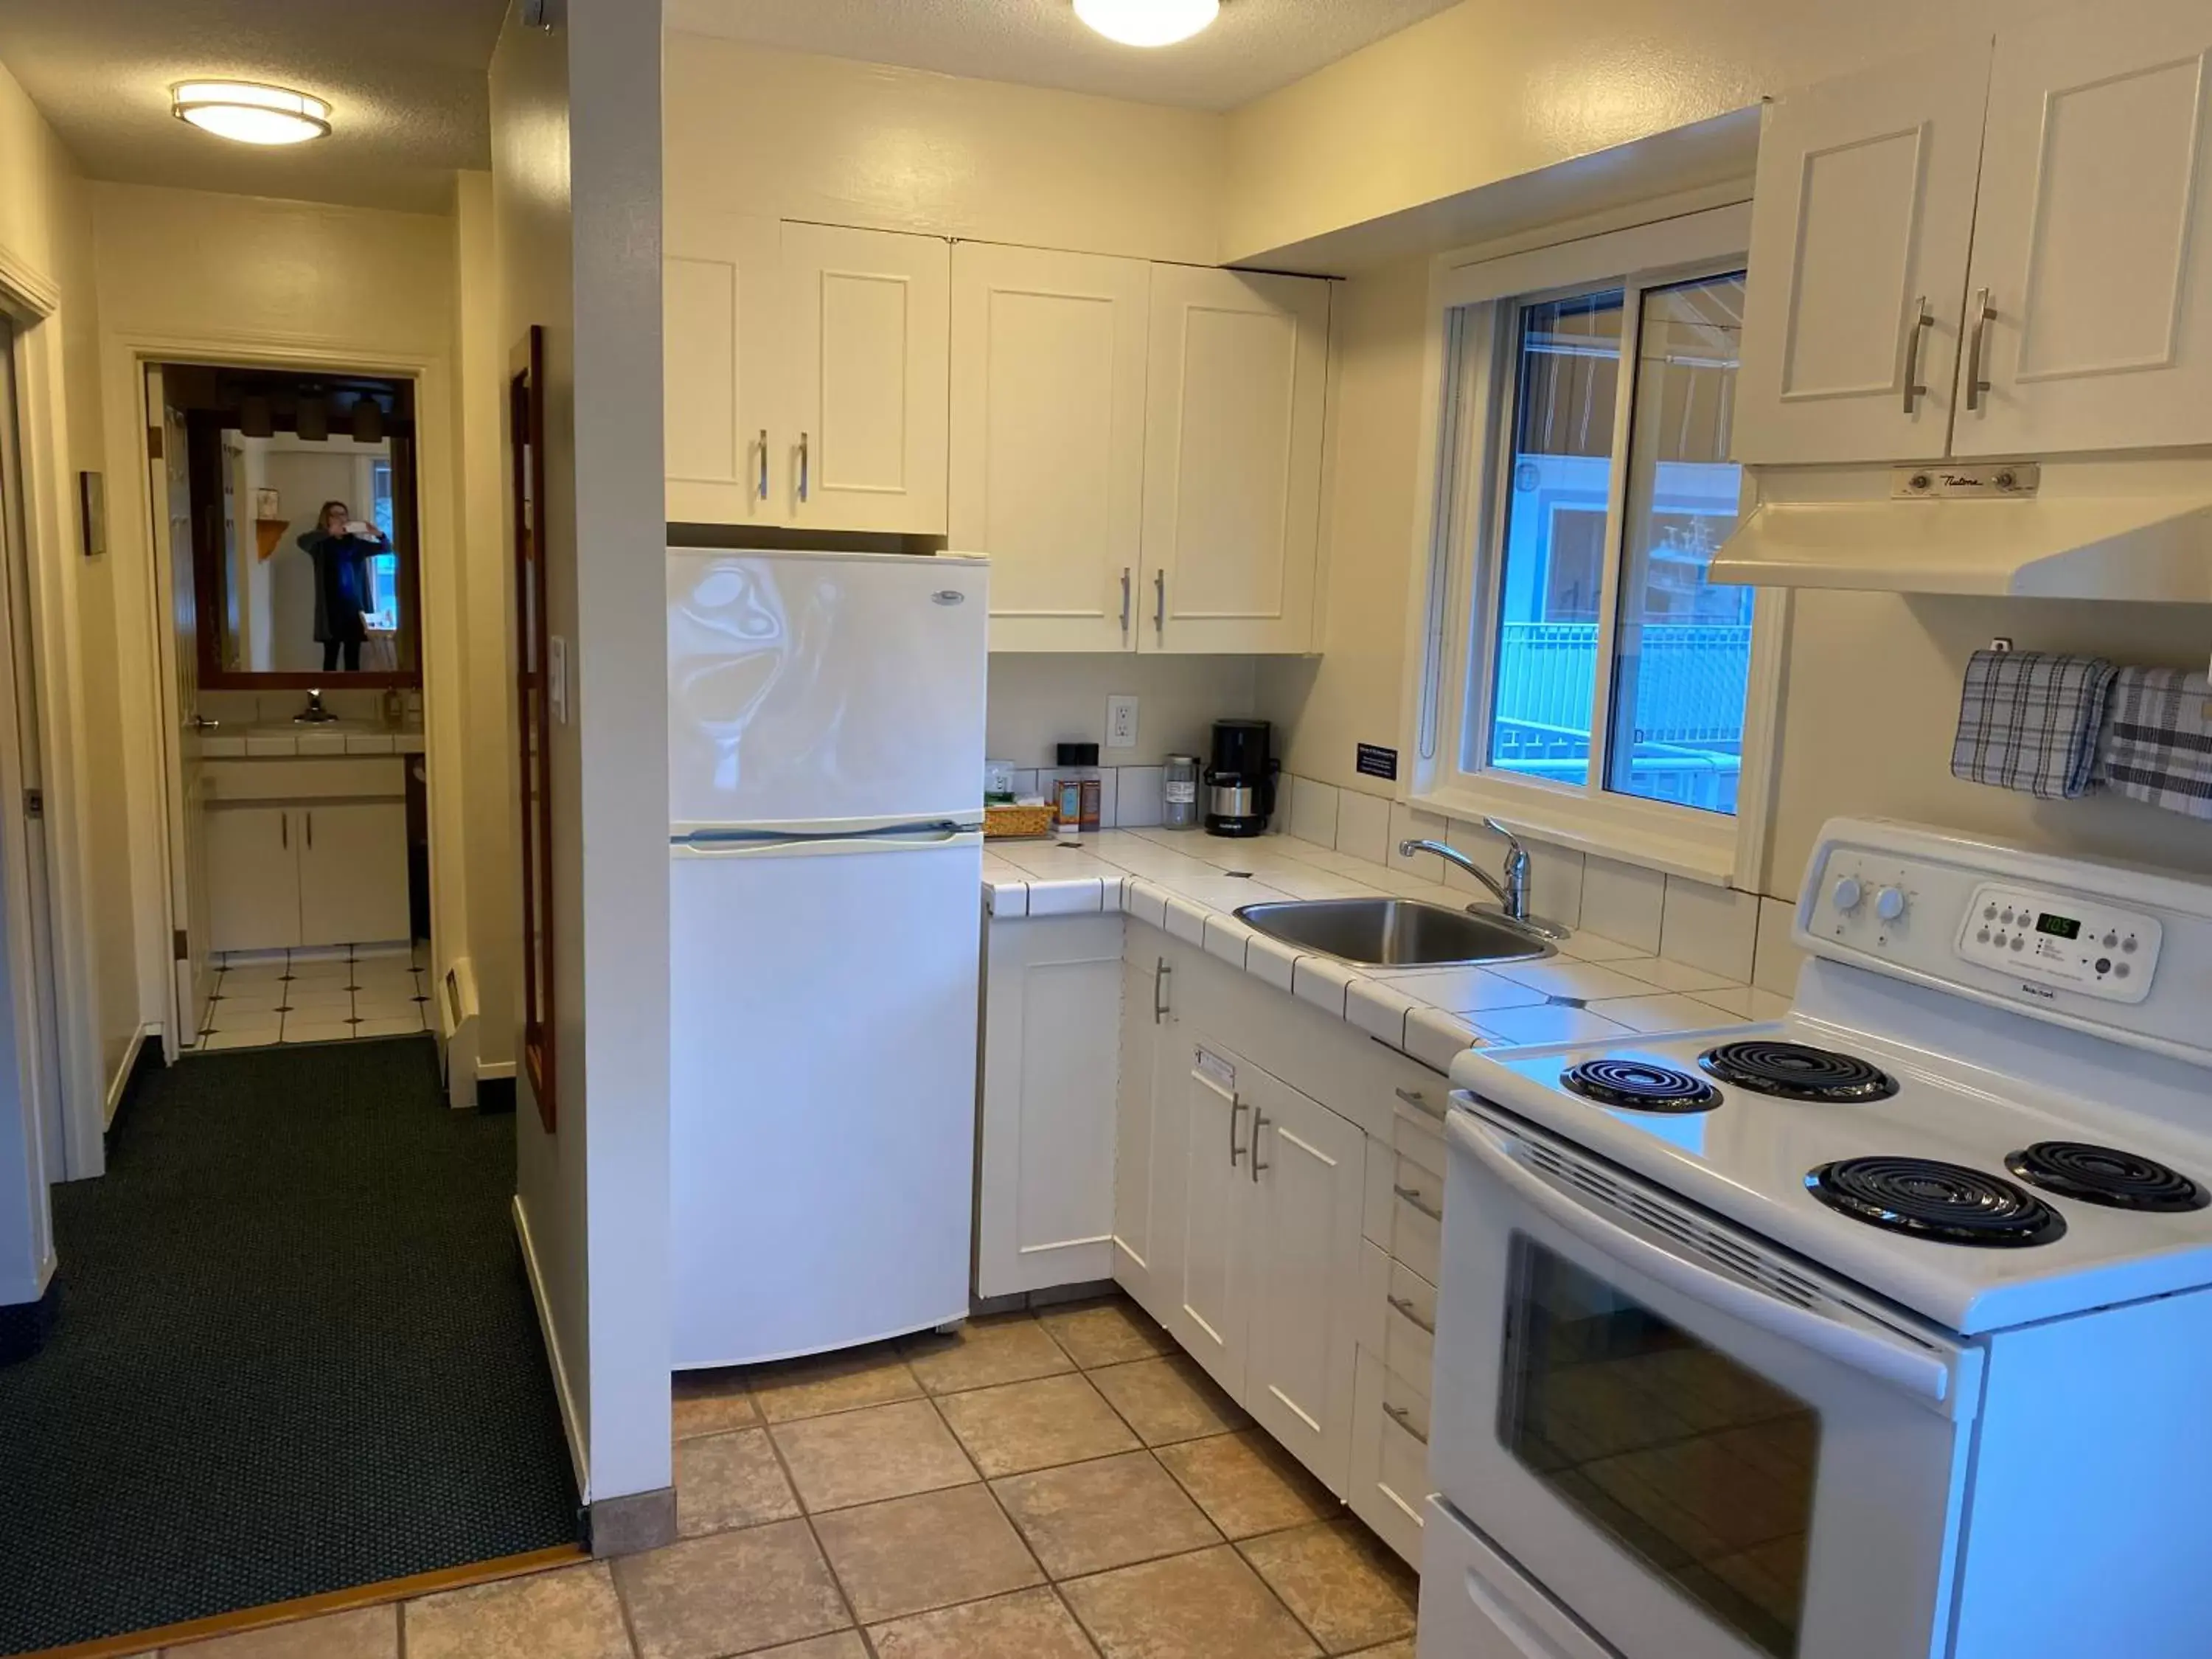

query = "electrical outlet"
[1106,695,1138,750]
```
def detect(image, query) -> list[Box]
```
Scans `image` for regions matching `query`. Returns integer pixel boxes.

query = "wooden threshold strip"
[21,1542,588,1658]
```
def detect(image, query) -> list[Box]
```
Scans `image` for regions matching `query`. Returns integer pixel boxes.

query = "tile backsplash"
[1274,773,1808,999]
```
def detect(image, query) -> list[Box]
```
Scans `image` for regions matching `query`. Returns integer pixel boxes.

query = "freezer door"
[669,548,988,832]
[669,835,982,1367]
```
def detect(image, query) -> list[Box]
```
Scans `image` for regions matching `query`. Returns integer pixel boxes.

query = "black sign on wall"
[1355,743,1399,782]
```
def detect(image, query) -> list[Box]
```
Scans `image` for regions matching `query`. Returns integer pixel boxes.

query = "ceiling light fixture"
[170,80,332,146]
[1074,0,1220,49]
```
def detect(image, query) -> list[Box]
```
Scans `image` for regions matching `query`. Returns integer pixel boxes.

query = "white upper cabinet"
[664,217,950,534]
[1954,0,2212,456]
[952,243,1150,651]
[1739,1,2212,463]
[1141,265,1331,655]
[782,223,951,534]
[1733,43,1991,465]
[664,211,782,524]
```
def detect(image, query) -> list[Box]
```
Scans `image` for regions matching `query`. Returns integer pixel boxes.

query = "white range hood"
[1709,470,2212,601]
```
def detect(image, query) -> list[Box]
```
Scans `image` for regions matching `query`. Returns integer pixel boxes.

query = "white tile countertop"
[983,827,1794,1075]
[203,728,425,758]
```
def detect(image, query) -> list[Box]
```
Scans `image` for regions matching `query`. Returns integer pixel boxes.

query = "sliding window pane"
[1482,290,1623,784]
[1604,274,1750,815]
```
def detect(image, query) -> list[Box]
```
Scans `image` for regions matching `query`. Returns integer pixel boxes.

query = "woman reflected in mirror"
[297,499,387,672]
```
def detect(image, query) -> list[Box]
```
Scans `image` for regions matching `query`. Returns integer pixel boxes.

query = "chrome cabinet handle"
[1394,1183,1442,1222]
[1120,567,1133,636]
[798,431,810,501]
[1966,289,1994,413]
[305,810,314,850]
[1152,569,1165,639]
[1250,1109,1270,1181]
[757,428,768,500]
[1388,1293,1436,1335]
[1394,1085,1445,1122]
[1382,1402,1429,1445]
[1153,958,1172,1023]
[280,813,288,851]
[1229,1095,1247,1166]
[1902,296,1932,414]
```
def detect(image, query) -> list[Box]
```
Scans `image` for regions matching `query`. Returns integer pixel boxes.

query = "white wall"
[664,36,1227,265]
[0,49,109,1296]
[495,0,672,1511]
[989,655,1260,771]
[451,170,515,1079]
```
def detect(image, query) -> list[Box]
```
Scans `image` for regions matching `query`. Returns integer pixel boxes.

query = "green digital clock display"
[2036,913,2082,940]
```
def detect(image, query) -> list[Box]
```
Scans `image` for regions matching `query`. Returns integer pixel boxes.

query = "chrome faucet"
[294,688,337,724]
[1399,819,1568,941]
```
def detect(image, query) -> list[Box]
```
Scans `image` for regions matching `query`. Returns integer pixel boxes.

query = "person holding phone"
[296,500,386,672]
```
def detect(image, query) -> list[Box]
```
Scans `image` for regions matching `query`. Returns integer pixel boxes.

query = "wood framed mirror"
[167,362,423,689]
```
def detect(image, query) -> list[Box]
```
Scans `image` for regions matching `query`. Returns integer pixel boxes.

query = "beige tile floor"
[128,1297,1418,1659]
[195,943,434,1051]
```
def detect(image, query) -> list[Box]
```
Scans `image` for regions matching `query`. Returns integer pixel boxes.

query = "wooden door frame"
[509,326,556,1132]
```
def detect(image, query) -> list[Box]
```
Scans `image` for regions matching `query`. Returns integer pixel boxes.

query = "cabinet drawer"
[1391,1095,1447,1182]
[1366,1149,1444,1284]
[1349,1345,1430,1570]
[1383,1258,1437,1388]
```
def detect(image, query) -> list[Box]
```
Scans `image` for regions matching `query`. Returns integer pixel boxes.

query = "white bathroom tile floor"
[196,941,434,1051]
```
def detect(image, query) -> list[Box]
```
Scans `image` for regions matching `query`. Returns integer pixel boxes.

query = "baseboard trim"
[476,1060,518,1081]
[585,1485,677,1557]
[102,1024,156,1127]
[17,1543,586,1659]
[512,1194,589,1499]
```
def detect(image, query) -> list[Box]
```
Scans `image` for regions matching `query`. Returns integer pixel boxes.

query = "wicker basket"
[984,802,1055,840]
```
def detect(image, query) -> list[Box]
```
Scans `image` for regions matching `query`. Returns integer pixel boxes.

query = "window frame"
[1404,202,1785,887]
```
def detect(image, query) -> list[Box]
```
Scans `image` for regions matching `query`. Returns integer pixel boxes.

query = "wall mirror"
[166,363,422,687]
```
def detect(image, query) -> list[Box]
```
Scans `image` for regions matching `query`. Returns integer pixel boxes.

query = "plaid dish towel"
[1950,650,2117,799]
[2096,667,2212,820]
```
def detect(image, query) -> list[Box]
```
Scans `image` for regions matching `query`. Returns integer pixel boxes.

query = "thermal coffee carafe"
[1205,719,1276,838]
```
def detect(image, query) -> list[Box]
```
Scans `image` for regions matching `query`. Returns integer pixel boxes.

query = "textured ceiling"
[664,0,1466,111]
[0,0,508,215]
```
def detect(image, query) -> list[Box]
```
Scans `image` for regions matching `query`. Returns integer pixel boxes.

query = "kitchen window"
[1411,205,1780,881]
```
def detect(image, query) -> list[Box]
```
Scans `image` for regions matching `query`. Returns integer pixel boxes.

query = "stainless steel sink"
[1234,897,1557,969]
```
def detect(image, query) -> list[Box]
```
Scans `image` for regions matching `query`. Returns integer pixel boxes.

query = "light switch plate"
[1106,695,1138,749]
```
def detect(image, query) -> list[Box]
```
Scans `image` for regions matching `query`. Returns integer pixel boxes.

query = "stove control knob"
[1876,886,1908,923]
[1832,876,1865,913]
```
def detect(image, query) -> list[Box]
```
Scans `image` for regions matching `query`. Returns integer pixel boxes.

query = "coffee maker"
[1205,719,1276,838]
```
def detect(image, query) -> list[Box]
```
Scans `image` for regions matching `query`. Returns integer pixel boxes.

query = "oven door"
[1430,1105,1983,1659]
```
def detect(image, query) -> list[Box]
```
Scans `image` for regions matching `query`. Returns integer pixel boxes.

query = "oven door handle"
[1453,1115,1957,1408]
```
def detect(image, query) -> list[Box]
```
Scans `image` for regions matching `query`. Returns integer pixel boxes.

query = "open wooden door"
[146,365,213,1049]
[510,328,556,1131]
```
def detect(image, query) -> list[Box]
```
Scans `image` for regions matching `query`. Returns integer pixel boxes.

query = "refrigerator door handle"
[672,821,984,858]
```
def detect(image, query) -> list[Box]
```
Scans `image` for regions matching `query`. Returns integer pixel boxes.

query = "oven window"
[1499,1236,1820,1658]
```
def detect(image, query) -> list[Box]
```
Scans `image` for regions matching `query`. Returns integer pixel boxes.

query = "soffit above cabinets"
[663,0,1462,112]
[1708,495,2212,601]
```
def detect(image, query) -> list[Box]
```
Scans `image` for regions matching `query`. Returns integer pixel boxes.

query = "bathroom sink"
[1234,898,1556,969]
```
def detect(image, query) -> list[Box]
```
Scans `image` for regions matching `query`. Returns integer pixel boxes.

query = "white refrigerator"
[667,546,988,1369]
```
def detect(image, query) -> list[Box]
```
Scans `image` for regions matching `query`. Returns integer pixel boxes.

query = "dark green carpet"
[0,1036,579,1654]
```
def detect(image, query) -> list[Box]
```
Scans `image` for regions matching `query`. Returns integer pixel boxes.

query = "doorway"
[145,362,436,1054]
[0,315,66,1187]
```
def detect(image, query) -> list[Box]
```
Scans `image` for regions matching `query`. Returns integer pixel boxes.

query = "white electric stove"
[1419,818,2212,1659]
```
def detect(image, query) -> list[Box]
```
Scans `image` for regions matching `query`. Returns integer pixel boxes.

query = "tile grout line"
[751,1401,877,1658]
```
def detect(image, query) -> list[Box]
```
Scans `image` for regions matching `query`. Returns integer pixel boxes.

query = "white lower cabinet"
[1244,1066,1366,1486]
[1105,925,1447,1508]
[206,805,303,954]
[206,799,408,953]
[978,914,1124,1298]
